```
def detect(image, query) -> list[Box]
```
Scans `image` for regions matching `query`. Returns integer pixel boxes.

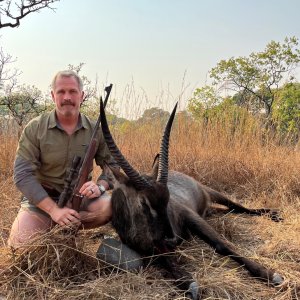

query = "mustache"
[61,100,75,106]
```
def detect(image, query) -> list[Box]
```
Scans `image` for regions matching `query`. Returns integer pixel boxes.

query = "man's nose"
[63,92,72,100]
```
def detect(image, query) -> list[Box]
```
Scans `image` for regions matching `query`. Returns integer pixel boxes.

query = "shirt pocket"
[73,144,88,158]
[40,142,68,172]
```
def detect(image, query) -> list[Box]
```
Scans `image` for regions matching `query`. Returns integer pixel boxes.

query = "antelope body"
[99,101,284,299]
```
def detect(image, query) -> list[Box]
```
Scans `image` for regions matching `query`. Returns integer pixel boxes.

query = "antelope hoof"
[185,281,200,300]
[272,273,284,286]
[268,210,283,222]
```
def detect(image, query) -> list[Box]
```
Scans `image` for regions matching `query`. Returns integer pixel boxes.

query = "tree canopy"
[272,82,300,135]
[137,107,170,124]
[187,37,300,142]
[209,36,300,117]
[0,84,46,128]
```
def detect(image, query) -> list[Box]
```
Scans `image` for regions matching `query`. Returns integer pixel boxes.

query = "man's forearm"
[36,196,58,215]
[14,155,48,204]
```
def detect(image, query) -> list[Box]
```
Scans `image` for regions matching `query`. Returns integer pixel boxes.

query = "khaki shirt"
[14,110,114,205]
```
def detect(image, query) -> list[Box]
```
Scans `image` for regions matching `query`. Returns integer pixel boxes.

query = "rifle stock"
[57,84,113,211]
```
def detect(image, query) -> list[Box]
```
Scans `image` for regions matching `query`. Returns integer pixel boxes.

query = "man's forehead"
[54,76,81,90]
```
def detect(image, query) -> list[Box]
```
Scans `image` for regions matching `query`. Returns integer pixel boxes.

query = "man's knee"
[8,209,52,248]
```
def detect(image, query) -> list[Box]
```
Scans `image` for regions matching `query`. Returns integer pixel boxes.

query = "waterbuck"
[98,100,284,299]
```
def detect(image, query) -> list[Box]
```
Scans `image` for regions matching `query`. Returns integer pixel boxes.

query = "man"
[8,70,116,248]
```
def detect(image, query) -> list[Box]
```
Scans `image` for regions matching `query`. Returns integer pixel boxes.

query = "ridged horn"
[100,99,151,190]
[157,102,178,185]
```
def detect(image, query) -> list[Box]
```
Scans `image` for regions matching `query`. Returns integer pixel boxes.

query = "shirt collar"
[48,110,88,130]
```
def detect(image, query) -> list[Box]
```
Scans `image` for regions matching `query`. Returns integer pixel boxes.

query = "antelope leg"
[184,209,284,285]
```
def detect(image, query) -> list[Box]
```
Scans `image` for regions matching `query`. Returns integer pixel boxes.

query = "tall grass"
[116,112,300,204]
[0,133,18,178]
[0,109,299,299]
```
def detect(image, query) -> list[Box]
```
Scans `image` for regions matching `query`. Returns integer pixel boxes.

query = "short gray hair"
[51,70,83,91]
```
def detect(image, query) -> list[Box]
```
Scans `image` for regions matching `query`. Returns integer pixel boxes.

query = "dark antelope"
[99,101,284,299]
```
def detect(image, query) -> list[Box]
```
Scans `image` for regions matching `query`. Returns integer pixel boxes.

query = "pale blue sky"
[1,0,300,117]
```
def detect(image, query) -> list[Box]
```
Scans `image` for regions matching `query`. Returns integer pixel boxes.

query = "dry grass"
[0,116,300,299]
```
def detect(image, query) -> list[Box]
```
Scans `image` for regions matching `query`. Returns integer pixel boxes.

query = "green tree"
[0,84,46,132]
[187,85,221,120]
[187,85,258,137]
[210,37,300,117]
[272,82,300,135]
[137,107,170,124]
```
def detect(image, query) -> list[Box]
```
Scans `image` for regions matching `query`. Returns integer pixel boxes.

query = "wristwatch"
[97,184,106,195]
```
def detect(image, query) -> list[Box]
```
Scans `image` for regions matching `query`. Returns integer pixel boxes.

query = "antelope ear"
[103,162,129,187]
[150,153,159,180]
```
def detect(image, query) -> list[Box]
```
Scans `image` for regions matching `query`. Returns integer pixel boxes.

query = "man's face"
[51,75,84,118]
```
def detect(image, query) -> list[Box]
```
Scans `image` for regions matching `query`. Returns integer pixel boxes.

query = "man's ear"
[51,90,55,102]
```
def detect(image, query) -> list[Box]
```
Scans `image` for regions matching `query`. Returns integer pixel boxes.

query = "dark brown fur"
[104,164,283,299]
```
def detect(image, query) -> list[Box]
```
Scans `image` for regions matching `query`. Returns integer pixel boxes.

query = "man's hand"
[79,180,108,199]
[37,196,81,226]
[49,205,81,226]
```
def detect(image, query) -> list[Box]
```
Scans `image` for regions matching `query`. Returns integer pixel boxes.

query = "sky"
[1,0,300,118]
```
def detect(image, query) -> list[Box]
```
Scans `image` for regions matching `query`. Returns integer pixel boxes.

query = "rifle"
[57,84,113,211]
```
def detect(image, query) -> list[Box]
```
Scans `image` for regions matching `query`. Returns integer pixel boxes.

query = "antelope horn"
[100,99,152,190]
[157,102,178,185]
